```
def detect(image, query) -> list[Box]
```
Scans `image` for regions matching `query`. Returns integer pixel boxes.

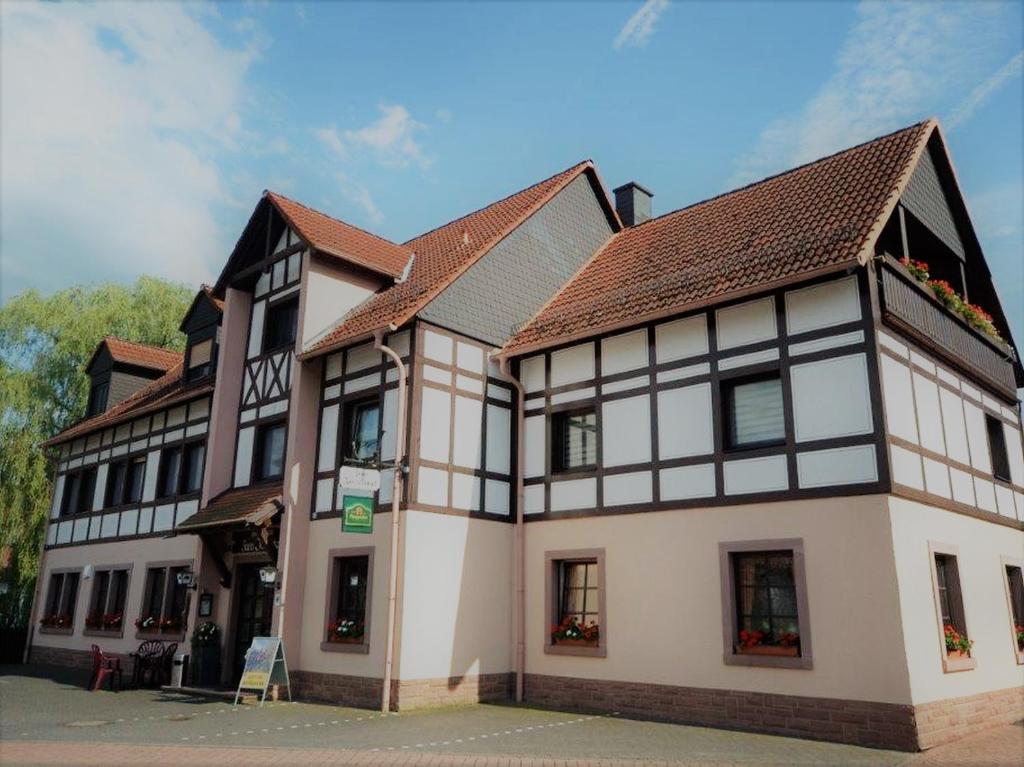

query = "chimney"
[613,181,653,226]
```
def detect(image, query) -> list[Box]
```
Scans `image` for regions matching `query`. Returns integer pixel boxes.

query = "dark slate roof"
[302,161,597,356]
[175,484,283,532]
[502,120,934,356]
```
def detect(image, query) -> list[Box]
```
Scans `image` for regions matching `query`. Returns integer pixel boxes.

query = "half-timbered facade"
[28,118,1023,751]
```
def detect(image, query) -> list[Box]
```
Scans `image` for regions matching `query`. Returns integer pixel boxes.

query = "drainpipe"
[499,356,526,702]
[375,328,407,713]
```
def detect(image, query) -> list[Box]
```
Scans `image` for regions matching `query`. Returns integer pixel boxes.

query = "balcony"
[877,257,1018,399]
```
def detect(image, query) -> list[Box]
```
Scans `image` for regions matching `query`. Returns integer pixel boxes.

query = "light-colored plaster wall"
[887,495,1024,704]
[31,535,199,657]
[204,286,251,505]
[398,510,513,680]
[524,495,914,704]
[300,253,383,349]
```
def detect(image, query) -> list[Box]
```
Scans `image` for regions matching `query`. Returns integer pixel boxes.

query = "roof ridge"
[624,119,933,234]
[265,189,408,249]
[104,335,182,357]
[404,159,592,247]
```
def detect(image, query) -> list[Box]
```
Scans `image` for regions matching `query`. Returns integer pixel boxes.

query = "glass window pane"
[183,443,205,493]
[729,377,784,447]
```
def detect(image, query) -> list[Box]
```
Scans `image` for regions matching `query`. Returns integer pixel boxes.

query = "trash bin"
[170,653,189,688]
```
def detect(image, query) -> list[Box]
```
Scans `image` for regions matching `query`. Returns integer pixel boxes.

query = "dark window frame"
[156,439,206,499]
[341,396,381,465]
[136,561,191,638]
[86,380,110,417]
[40,568,81,633]
[321,547,374,654]
[550,406,598,474]
[185,336,216,382]
[721,371,787,452]
[84,564,132,637]
[1002,558,1024,664]
[928,542,976,673]
[719,538,812,669]
[253,420,288,482]
[262,295,299,354]
[985,414,1011,482]
[60,467,97,517]
[544,548,606,658]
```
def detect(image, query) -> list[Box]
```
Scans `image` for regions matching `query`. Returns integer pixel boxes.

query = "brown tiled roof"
[202,284,225,312]
[103,337,182,371]
[44,362,213,446]
[267,191,413,279]
[302,161,595,356]
[501,121,934,356]
[175,484,283,532]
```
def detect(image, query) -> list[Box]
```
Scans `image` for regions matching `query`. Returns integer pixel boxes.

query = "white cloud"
[945,50,1024,131]
[343,104,431,169]
[0,2,266,300]
[315,126,347,159]
[731,2,1017,185]
[613,0,669,51]
[336,172,383,225]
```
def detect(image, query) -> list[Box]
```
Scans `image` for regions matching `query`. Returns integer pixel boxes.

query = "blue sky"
[2,1,1022,338]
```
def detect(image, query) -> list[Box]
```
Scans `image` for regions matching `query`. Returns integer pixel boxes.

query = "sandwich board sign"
[233,636,291,707]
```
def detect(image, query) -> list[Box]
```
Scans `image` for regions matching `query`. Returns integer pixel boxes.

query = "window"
[186,338,215,381]
[263,296,298,353]
[986,414,1011,482]
[138,564,190,634]
[323,549,374,653]
[182,442,206,493]
[85,567,130,634]
[1004,563,1024,663]
[254,421,287,481]
[60,467,97,516]
[343,398,380,463]
[551,408,597,472]
[104,457,146,508]
[87,381,109,417]
[40,570,80,631]
[545,549,605,657]
[157,446,182,499]
[723,374,785,450]
[929,544,974,672]
[720,539,811,669]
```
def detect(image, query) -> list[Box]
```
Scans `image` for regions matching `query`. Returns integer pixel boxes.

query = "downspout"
[499,356,526,702]
[375,328,407,713]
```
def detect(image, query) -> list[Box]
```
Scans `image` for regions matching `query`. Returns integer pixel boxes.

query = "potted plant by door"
[189,622,221,687]
[550,616,600,648]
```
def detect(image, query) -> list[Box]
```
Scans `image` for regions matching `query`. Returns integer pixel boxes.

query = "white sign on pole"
[338,466,381,494]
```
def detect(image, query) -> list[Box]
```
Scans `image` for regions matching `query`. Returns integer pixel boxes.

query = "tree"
[0,277,193,631]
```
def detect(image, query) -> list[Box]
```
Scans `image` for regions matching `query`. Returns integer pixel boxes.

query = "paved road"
[1,666,1020,766]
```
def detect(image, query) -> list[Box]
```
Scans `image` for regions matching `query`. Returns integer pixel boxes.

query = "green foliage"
[0,277,193,629]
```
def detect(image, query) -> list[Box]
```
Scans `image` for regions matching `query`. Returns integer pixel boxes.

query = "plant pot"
[736,645,800,657]
[327,635,364,645]
[553,638,599,648]
[946,649,970,659]
[189,643,222,687]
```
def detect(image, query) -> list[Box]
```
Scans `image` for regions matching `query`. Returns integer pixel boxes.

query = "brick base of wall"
[290,670,384,709]
[30,645,99,670]
[525,674,918,750]
[290,670,512,711]
[393,673,513,710]
[914,685,1024,750]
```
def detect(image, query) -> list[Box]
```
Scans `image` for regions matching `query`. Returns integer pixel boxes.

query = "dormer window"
[186,338,215,382]
[86,380,109,417]
[263,296,299,353]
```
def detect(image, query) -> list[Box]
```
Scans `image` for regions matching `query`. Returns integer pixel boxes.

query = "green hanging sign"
[342,495,374,533]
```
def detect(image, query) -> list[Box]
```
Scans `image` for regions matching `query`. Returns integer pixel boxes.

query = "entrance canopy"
[176,485,283,532]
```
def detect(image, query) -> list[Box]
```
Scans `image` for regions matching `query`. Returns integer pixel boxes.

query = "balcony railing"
[878,257,1018,399]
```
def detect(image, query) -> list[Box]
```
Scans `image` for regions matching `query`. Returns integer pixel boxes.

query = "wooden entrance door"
[231,564,274,683]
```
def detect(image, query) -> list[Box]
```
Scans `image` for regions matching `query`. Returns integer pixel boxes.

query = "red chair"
[89,644,123,692]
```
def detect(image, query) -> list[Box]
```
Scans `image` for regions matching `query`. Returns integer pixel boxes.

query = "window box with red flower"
[550,616,600,648]
[326,619,365,645]
[896,257,1004,342]
[39,613,74,634]
[735,630,801,657]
